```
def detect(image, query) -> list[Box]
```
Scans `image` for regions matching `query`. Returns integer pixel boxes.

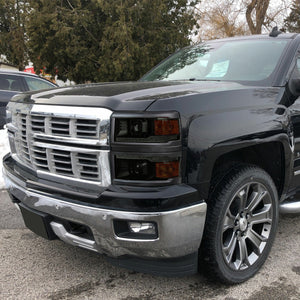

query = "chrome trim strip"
[6,123,18,133]
[4,169,207,258]
[33,133,107,146]
[294,170,300,176]
[14,203,21,211]
[30,104,112,121]
[33,141,106,153]
[36,167,106,188]
[114,233,159,242]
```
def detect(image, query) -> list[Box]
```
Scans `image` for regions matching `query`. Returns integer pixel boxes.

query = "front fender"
[186,107,293,200]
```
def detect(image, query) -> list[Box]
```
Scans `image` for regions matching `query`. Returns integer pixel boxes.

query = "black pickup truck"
[3,30,300,284]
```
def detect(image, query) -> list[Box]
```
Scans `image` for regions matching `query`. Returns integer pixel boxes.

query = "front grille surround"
[8,104,112,186]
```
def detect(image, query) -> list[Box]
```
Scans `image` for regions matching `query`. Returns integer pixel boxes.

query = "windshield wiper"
[189,78,222,82]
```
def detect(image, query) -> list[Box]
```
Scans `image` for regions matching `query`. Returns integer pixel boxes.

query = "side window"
[0,74,24,91]
[292,56,300,81]
[0,75,10,90]
[24,77,55,91]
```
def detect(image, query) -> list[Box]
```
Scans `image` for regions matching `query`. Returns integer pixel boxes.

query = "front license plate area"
[19,203,57,240]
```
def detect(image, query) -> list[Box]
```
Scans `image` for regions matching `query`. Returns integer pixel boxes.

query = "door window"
[0,74,24,91]
[24,77,55,91]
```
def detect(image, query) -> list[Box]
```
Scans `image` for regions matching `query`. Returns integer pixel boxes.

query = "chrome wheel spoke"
[237,184,250,212]
[246,187,267,213]
[236,238,249,269]
[250,204,272,224]
[223,233,237,263]
[247,229,267,251]
[223,210,235,232]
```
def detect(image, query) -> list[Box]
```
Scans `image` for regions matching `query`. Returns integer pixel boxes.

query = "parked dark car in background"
[0,70,57,128]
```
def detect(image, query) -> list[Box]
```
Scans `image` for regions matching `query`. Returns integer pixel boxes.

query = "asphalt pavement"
[1,189,300,300]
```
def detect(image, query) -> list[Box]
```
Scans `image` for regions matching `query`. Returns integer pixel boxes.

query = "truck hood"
[10,81,249,112]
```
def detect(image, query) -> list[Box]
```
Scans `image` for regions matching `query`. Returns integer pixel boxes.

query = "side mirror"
[289,78,300,97]
[288,58,300,97]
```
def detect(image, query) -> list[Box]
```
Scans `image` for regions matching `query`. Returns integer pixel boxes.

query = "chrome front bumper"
[3,167,207,259]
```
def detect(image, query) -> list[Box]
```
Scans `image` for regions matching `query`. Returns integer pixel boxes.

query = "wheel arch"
[198,136,293,203]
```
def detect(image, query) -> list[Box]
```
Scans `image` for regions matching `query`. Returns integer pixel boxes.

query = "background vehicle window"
[24,77,55,91]
[0,74,24,91]
[0,77,10,90]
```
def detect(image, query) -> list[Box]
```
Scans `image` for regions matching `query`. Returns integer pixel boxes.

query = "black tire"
[201,165,279,284]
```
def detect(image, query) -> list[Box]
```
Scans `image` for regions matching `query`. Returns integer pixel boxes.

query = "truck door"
[288,56,300,190]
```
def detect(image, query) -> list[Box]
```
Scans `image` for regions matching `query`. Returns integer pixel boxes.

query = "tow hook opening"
[56,219,95,241]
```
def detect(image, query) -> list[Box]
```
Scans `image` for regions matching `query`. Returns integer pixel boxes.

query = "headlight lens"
[115,158,180,180]
[115,117,180,142]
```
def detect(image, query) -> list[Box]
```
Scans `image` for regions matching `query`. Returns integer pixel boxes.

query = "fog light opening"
[114,220,158,239]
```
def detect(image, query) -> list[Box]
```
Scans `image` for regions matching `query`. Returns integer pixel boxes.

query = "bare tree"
[246,0,270,34]
[196,0,292,41]
[196,0,250,41]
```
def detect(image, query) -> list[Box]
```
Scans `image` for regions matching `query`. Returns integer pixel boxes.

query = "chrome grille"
[31,115,45,132]
[50,117,70,136]
[77,153,99,179]
[52,149,73,175]
[29,115,100,138]
[29,146,101,180]
[76,119,98,138]
[16,113,31,165]
[9,104,112,185]
[31,146,48,171]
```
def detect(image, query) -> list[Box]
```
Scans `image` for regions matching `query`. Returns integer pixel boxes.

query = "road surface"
[0,189,300,300]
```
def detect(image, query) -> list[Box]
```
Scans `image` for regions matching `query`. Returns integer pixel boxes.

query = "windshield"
[141,39,289,85]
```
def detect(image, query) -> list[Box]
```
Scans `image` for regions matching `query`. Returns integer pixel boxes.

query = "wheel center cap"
[239,217,248,232]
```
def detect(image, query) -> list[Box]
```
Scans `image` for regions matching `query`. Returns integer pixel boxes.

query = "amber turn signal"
[155,161,179,179]
[154,119,179,136]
